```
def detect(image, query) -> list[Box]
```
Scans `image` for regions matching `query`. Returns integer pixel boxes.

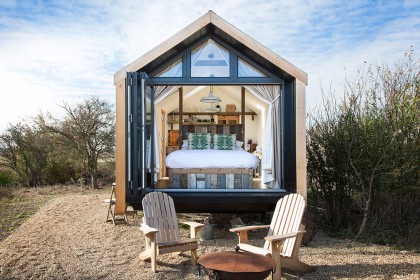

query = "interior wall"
[183,86,241,114]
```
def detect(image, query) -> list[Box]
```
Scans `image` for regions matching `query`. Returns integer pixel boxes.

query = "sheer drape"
[143,61,182,181]
[144,85,179,181]
[245,85,282,189]
[147,85,179,104]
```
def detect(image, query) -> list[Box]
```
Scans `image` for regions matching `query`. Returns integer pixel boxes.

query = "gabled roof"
[114,10,308,85]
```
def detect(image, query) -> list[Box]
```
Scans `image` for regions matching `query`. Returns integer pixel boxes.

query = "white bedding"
[165,149,259,169]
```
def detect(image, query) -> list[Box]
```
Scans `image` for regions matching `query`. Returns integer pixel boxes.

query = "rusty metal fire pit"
[197,248,276,280]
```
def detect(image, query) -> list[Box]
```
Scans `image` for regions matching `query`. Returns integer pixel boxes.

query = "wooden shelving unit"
[168,111,256,118]
[168,111,256,124]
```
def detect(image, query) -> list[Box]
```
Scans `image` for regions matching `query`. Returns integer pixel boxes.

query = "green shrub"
[44,159,79,185]
[97,160,115,186]
[307,50,419,246]
[0,167,15,186]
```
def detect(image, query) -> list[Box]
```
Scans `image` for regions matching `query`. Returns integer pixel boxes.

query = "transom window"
[155,57,182,77]
[191,39,230,77]
[238,58,267,77]
[149,37,282,84]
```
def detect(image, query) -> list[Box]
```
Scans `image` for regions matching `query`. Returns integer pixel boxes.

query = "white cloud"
[0,0,418,131]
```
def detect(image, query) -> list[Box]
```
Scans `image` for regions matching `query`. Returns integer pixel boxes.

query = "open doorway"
[153,85,268,189]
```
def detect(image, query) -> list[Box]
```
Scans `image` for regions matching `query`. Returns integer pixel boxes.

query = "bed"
[166,149,258,169]
[165,143,259,189]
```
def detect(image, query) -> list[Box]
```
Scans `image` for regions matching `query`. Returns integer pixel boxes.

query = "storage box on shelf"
[226,104,236,112]
[217,115,239,124]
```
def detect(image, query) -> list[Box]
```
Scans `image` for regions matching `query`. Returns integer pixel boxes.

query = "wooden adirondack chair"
[229,193,315,280]
[139,192,204,272]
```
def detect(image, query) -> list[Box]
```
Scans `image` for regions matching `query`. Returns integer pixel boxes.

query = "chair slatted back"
[142,192,181,243]
[263,193,305,257]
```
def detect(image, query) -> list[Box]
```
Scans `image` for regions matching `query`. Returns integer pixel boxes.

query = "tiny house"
[113,11,308,214]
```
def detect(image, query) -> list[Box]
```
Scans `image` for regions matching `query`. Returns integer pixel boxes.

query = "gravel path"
[0,193,418,279]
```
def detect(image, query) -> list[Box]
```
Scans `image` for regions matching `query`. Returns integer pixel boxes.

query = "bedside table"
[166,145,180,155]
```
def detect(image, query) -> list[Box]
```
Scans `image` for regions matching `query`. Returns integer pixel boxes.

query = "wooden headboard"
[181,124,243,141]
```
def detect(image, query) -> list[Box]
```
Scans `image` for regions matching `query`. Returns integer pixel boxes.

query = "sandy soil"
[0,193,419,279]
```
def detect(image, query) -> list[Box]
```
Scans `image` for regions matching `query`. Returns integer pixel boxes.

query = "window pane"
[238,58,267,77]
[191,39,230,77]
[155,58,182,77]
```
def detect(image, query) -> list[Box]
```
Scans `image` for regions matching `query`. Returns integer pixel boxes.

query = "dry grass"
[0,185,106,242]
[0,186,419,279]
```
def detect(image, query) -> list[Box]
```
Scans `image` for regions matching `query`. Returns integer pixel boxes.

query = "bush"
[97,160,115,186]
[307,50,419,247]
[0,167,16,186]
[43,159,79,185]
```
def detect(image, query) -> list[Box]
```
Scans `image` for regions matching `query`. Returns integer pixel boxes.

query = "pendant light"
[200,85,221,103]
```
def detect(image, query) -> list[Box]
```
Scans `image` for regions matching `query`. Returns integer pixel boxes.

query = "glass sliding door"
[126,72,156,195]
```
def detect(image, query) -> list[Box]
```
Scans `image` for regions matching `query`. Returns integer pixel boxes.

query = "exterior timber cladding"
[113,11,308,214]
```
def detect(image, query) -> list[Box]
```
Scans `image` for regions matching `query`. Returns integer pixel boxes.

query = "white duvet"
[165,149,259,169]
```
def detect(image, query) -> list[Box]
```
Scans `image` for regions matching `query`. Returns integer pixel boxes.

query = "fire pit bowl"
[197,250,276,280]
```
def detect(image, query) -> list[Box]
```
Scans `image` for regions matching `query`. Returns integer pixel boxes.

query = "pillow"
[235,140,243,148]
[187,133,212,150]
[181,139,188,148]
[213,134,236,150]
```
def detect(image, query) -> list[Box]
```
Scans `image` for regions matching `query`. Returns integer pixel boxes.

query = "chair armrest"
[264,230,305,242]
[182,221,205,229]
[140,223,159,238]
[229,225,270,244]
[181,221,205,239]
[229,224,270,233]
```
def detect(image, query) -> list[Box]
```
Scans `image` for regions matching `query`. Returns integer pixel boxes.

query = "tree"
[38,96,115,189]
[0,123,49,187]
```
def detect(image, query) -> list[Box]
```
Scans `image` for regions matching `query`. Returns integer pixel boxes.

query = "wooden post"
[178,87,183,148]
[295,80,307,202]
[115,79,127,215]
[241,87,246,139]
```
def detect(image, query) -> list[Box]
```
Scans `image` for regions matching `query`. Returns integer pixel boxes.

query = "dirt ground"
[0,190,419,279]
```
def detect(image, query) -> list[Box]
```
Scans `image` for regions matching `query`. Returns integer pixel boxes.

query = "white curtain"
[245,85,282,189]
[143,68,182,182]
[146,121,160,174]
[146,85,179,104]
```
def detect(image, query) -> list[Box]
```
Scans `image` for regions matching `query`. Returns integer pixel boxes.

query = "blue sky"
[0,0,419,131]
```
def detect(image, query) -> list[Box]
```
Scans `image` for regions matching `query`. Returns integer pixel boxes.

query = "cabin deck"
[126,178,289,213]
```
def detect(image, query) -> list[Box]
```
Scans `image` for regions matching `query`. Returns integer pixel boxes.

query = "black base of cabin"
[127,190,289,213]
